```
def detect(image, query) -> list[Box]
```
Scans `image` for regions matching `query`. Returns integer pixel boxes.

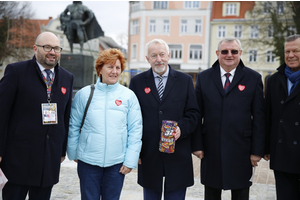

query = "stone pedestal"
[60,54,95,90]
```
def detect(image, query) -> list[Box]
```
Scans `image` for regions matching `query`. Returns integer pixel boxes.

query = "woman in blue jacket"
[67,48,143,200]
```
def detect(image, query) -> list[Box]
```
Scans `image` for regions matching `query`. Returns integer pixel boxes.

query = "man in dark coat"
[264,34,300,200]
[0,32,74,200]
[192,37,265,200]
[129,39,199,200]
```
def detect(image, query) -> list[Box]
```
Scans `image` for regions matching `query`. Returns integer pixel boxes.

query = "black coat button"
[280,100,284,104]
[278,139,282,143]
[294,141,298,145]
[295,122,299,126]
[159,111,163,114]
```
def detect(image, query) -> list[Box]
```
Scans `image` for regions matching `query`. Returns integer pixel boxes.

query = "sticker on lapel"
[144,87,151,94]
[115,100,122,106]
[61,87,67,95]
[238,84,245,91]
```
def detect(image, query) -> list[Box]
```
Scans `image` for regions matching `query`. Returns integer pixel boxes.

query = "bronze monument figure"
[60,1,104,53]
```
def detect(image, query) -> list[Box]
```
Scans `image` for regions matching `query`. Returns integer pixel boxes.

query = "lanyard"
[41,72,54,103]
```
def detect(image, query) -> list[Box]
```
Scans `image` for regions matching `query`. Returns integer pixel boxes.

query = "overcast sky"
[30,1,129,47]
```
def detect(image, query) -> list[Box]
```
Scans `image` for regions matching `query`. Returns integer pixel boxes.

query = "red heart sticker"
[144,87,151,94]
[238,84,245,91]
[61,87,67,95]
[115,100,122,106]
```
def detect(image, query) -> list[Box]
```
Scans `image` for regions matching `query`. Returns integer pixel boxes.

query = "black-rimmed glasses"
[36,44,62,53]
[220,50,239,55]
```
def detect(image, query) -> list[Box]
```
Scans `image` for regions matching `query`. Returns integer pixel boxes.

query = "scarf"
[284,65,300,93]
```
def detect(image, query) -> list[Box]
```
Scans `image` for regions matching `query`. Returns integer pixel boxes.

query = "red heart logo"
[115,100,122,106]
[144,87,151,94]
[238,84,245,91]
[61,87,66,95]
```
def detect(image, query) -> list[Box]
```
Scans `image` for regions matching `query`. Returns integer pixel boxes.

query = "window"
[249,50,257,62]
[234,25,242,38]
[189,45,202,60]
[131,19,139,35]
[163,20,170,33]
[250,25,259,38]
[181,20,187,33]
[132,44,137,59]
[153,1,168,9]
[218,26,226,38]
[263,2,272,14]
[131,1,140,13]
[184,1,200,9]
[169,45,182,59]
[226,3,237,15]
[267,25,274,38]
[195,20,202,33]
[277,2,284,14]
[149,20,156,33]
[266,50,275,63]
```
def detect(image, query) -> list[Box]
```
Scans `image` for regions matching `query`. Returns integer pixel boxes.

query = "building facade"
[128,1,212,84]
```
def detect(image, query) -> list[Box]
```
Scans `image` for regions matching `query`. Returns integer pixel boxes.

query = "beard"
[154,62,166,74]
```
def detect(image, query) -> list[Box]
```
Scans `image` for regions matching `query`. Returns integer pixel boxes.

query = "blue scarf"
[284,65,300,93]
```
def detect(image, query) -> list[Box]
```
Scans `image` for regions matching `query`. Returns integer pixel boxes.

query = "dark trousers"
[143,187,186,200]
[77,160,125,200]
[274,170,300,200]
[2,182,53,200]
[204,185,249,200]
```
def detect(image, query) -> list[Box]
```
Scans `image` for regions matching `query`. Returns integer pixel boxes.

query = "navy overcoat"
[129,66,199,192]
[265,63,300,174]
[0,56,74,187]
[193,60,265,190]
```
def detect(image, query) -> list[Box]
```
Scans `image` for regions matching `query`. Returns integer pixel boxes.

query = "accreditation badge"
[41,103,58,125]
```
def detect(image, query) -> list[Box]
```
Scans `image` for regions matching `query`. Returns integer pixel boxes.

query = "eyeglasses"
[35,44,62,53]
[220,50,239,55]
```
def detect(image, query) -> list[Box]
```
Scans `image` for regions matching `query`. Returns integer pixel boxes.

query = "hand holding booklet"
[0,168,8,190]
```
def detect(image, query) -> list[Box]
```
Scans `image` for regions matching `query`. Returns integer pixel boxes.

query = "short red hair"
[95,48,126,77]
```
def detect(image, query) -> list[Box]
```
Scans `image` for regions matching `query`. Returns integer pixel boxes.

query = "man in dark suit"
[264,34,300,200]
[192,37,265,200]
[0,32,74,200]
[129,39,199,200]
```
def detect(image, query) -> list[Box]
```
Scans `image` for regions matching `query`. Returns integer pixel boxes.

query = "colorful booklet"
[159,120,177,153]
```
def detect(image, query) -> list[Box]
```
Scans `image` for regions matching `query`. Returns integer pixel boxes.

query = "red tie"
[224,73,231,93]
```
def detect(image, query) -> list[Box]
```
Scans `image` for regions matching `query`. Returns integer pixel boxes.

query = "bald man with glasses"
[0,32,74,200]
[192,37,266,200]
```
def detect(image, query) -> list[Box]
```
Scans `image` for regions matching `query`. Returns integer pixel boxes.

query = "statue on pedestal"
[60,1,104,53]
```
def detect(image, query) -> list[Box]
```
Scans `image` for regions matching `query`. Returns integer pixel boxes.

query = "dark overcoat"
[129,66,199,192]
[193,60,265,190]
[265,63,300,174]
[0,56,74,187]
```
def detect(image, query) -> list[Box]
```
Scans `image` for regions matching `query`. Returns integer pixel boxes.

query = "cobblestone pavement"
[0,157,276,200]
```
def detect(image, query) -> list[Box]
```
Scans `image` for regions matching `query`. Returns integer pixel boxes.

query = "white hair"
[145,39,169,56]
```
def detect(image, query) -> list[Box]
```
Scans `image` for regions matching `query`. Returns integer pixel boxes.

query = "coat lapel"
[144,68,161,103]
[161,66,177,102]
[227,64,245,94]
[211,65,225,96]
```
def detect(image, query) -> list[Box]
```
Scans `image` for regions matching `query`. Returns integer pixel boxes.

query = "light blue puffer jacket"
[67,78,142,169]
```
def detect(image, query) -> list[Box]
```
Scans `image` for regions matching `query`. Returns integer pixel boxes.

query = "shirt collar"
[220,65,236,77]
[36,61,55,74]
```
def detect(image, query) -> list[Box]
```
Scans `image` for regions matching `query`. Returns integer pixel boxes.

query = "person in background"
[129,39,199,200]
[264,34,300,200]
[192,37,265,200]
[0,32,74,200]
[67,48,142,200]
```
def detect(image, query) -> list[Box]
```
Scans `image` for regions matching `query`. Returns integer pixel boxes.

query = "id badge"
[41,103,58,125]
